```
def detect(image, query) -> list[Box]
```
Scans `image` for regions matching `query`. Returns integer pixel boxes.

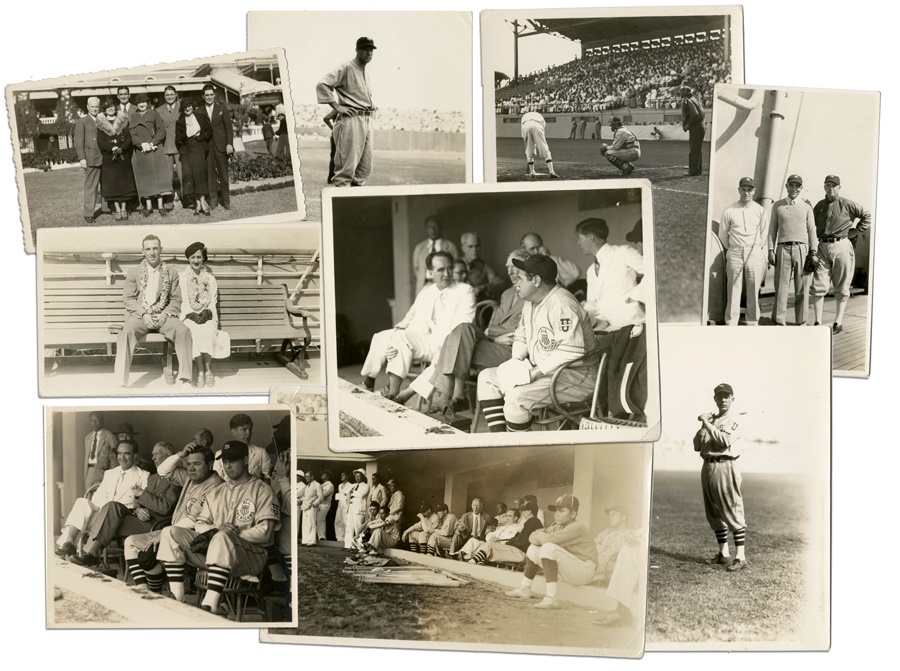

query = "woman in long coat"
[129,93,172,217]
[95,98,137,220]
[174,98,212,216]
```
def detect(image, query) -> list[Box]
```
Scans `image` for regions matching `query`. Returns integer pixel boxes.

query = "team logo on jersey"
[271,503,280,517]
[186,497,198,513]
[559,318,571,332]
[538,327,558,351]
[236,498,256,523]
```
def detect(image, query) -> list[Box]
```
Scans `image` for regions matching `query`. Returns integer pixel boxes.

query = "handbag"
[212,330,231,359]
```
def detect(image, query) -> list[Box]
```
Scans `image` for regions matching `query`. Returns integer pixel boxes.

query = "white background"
[1,0,894,666]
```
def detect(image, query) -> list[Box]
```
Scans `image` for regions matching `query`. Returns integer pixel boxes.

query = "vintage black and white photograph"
[647,325,830,650]
[703,85,878,377]
[248,11,472,222]
[263,388,650,658]
[37,222,320,396]
[7,49,305,253]
[321,181,660,451]
[482,6,743,324]
[46,404,295,628]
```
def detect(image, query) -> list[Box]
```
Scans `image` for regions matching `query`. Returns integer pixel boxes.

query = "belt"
[779,241,806,246]
[343,108,373,117]
[704,456,737,463]
[819,236,845,244]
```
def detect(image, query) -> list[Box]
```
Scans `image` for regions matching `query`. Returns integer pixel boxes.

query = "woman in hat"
[95,97,137,220]
[175,98,212,216]
[179,241,221,387]
[129,93,172,217]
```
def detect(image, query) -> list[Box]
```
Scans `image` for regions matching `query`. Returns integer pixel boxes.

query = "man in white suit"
[361,251,476,402]
[55,439,149,558]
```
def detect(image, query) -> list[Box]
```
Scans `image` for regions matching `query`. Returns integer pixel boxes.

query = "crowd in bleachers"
[496,40,728,114]
[294,104,465,133]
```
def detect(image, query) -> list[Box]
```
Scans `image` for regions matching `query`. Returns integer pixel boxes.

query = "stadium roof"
[531,16,725,44]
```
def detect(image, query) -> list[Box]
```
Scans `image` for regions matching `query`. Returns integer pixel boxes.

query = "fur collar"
[95,112,129,136]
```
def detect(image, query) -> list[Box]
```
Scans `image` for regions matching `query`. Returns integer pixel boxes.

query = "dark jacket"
[175,112,212,153]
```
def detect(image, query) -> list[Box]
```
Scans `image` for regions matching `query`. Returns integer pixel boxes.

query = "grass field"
[496,136,711,323]
[271,544,635,653]
[648,470,811,644]
[297,140,467,222]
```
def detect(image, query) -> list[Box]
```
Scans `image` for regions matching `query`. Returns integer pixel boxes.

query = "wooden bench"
[41,252,319,379]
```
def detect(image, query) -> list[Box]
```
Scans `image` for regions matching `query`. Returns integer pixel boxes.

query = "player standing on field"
[693,383,748,571]
[521,111,559,178]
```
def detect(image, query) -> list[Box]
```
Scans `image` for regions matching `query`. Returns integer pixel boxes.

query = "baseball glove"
[803,251,818,275]
[188,529,217,553]
[599,144,609,155]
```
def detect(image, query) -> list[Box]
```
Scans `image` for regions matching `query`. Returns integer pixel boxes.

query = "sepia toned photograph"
[248,11,472,222]
[37,222,321,397]
[46,404,296,628]
[263,388,650,658]
[647,325,830,650]
[321,181,661,451]
[482,6,744,323]
[703,85,878,377]
[7,49,306,253]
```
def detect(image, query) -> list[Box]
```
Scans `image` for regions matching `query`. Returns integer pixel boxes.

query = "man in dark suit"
[116,86,137,118]
[450,497,492,554]
[74,97,103,223]
[198,84,234,210]
[114,234,193,387]
[156,85,182,210]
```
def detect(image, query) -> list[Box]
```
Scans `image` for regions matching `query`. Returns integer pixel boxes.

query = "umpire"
[693,383,748,572]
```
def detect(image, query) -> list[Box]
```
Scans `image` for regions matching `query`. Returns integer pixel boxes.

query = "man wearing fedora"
[317,36,377,187]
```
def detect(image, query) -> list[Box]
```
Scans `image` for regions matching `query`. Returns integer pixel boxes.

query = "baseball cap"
[512,254,558,284]
[626,219,642,244]
[681,86,693,96]
[713,383,734,396]
[824,174,841,185]
[217,440,249,461]
[738,177,756,188]
[786,174,803,186]
[610,116,623,125]
[356,37,377,50]
[606,505,630,518]
[548,494,580,512]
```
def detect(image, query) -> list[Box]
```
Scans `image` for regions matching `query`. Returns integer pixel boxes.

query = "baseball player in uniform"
[810,174,872,333]
[401,504,438,554]
[767,174,817,325]
[317,37,376,187]
[478,255,597,432]
[124,443,223,592]
[718,177,767,326]
[157,440,280,613]
[505,494,598,609]
[600,117,640,175]
[694,383,748,571]
[521,111,559,178]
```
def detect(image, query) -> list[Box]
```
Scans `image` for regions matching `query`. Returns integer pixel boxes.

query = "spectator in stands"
[521,233,582,287]
[505,494,598,609]
[576,217,645,332]
[469,500,543,566]
[425,502,459,557]
[412,215,459,294]
[363,251,475,403]
[460,232,506,302]
[214,414,272,482]
[449,497,492,554]
[402,503,438,554]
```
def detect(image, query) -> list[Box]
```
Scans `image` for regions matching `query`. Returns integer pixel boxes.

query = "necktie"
[428,240,435,254]
[474,516,480,538]
[593,258,601,277]
[89,432,97,461]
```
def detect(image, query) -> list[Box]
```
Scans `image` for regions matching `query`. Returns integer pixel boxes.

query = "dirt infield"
[496,136,711,323]
[648,470,810,644]
[271,544,636,653]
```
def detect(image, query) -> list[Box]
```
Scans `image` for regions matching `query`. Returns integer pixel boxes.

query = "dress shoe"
[832,323,843,334]
[56,542,77,557]
[69,554,100,568]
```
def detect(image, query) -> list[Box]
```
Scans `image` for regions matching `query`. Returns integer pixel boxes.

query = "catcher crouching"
[156,440,280,614]
[600,117,640,176]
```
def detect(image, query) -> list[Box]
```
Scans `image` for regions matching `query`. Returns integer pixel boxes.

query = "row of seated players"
[344,493,640,624]
[496,40,728,114]
[362,216,648,429]
[55,416,291,618]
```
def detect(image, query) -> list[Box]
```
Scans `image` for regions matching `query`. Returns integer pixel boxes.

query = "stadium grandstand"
[495,16,732,123]
[293,104,465,138]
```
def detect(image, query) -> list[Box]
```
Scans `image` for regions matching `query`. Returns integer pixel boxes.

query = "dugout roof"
[532,16,725,44]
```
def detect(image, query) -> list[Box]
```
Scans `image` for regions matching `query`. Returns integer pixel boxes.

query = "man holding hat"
[477,254,596,432]
[767,175,817,325]
[694,383,748,571]
[505,494,598,609]
[681,86,705,176]
[299,470,323,547]
[810,174,872,334]
[317,36,377,187]
[600,116,640,175]
[718,177,767,326]
[156,440,280,614]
